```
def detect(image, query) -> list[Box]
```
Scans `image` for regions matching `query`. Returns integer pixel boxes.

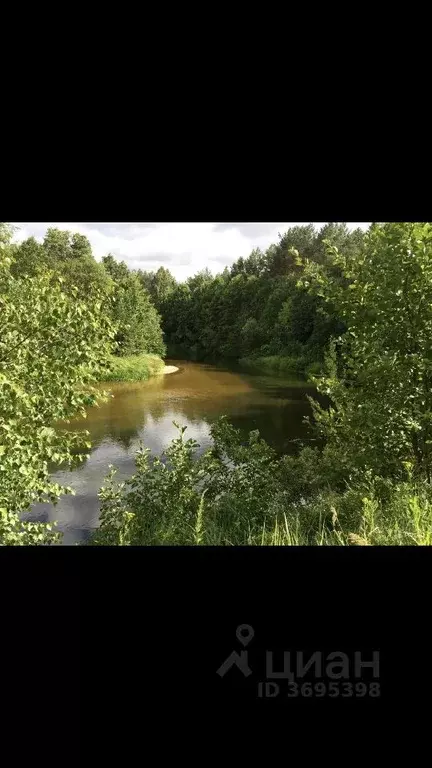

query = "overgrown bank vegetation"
[91,420,432,546]
[100,354,165,382]
[2,221,432,546]
[238,356,323,377]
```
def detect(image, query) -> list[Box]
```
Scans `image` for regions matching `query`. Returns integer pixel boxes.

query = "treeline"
[9,228,165,359]
[10,222,366,373]
[137,223,365,371]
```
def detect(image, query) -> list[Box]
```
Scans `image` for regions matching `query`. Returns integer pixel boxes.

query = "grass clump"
[260,480,432,546]
[98,354,165,382]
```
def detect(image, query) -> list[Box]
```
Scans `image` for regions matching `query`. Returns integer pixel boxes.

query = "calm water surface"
[28,360,318,544]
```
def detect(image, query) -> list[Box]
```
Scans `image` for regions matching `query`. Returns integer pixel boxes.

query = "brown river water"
[27,360,318,544]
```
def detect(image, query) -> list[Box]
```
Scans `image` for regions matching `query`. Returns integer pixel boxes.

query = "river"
[27,360,319,544]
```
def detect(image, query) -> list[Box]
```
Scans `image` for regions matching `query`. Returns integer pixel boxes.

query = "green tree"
[136,267,177,313]
[0,228,116,544]
[186,268,213,292]
[265,225,316,277]
[103,253,130,283]
[10,236,48,278]
[0,223,15,245]
[304,222,432,480]
[312,223,364,266]
[152,224,366,369]
[240,317,262,354]
[70,232,93,260]
[102,255,165,357]
[135,269,155,297]
[42,228,71,261]
[12,228,112,298]
[152,267,177,307]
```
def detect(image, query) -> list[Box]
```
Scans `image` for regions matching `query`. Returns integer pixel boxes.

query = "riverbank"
[238,355,323,377]
[167,344,323,377]
[98,354,165,382]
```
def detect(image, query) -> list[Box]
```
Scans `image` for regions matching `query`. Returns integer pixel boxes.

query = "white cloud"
[10,222,371,281]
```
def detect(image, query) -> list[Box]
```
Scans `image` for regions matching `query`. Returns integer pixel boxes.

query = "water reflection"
[28,360,319,543]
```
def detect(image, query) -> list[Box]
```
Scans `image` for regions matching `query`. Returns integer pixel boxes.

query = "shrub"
[88,418,432,547]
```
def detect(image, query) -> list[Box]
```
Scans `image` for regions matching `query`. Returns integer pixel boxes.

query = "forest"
[137,223,364,375]
[1,221,432,545]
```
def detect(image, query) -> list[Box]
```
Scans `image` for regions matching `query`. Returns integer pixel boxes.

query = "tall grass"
[98,354,165,382]
[93,480,432,547]
[166,482,432,546]
[260,486,432,546]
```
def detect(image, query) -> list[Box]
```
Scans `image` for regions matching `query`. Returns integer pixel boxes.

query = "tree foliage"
[137,266,177,310]
[0,226,115,544]
[102,255,165,357]
[303,222,432,481]
[141,224,364,365]
[11,227,112,298]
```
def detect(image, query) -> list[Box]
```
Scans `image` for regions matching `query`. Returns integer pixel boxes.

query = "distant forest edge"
[8,223,366,377]
[137,223,365,374]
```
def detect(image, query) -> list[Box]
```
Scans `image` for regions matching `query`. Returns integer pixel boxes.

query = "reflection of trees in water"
[141,397,315,455]
[227,403,314,454]
[55,374,319,463]
[75,396,211,457]
[108,429,137,451]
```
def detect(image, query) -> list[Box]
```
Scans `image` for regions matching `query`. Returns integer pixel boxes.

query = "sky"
[11,222,371,281]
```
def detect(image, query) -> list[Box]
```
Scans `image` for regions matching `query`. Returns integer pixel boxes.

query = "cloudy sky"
[11,222,371,281]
